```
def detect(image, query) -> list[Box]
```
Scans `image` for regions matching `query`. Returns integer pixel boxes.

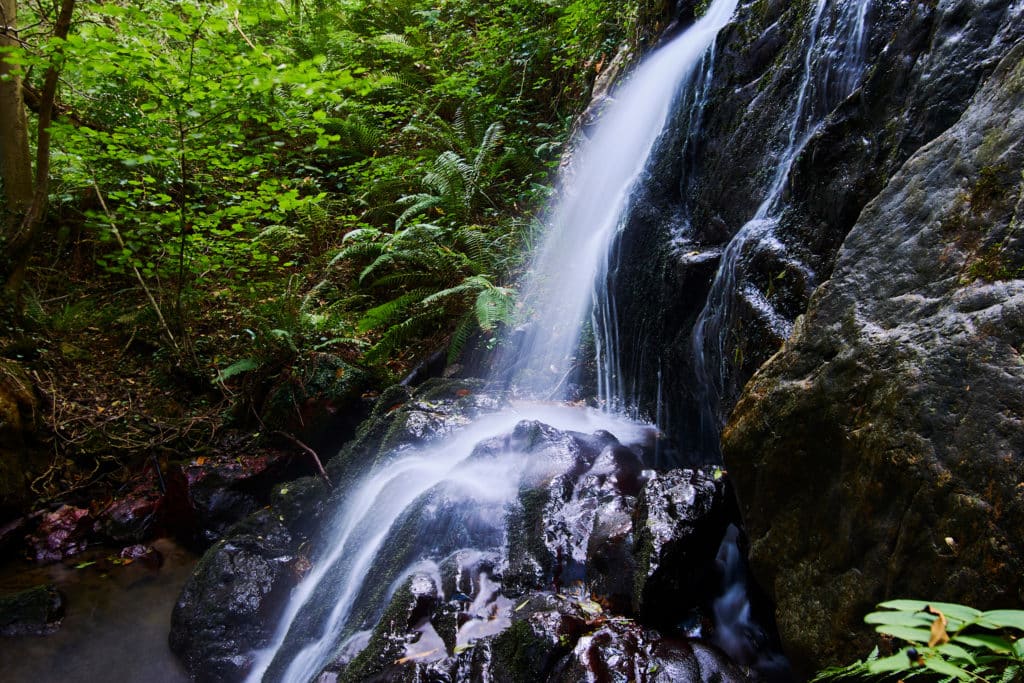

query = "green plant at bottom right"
[813,600,1024,682]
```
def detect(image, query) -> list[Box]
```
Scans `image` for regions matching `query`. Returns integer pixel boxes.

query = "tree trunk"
[1,0,75,328]
[0,0,33,223]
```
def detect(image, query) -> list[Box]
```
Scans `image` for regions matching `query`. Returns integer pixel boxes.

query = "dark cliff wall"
[723,42,1024,673]
[609,0,1024,460]
[606,0,1024,673]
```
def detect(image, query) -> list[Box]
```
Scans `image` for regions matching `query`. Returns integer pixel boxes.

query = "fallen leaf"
[395,649,439,664]
[926,607,950,647]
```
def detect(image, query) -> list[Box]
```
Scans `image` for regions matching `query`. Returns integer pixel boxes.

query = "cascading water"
[498,0,739,406]
[691,0,872,440]
[245,2,740,681]
[594,43,721,419]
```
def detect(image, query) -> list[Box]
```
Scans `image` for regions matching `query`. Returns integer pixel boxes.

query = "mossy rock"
[0,358,40,516]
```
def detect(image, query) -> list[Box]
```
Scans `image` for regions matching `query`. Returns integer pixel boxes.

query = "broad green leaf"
[935,643,976,665]
[979,611,1024,631]
[865,653,913,674]
[921,655,972,681]
[865,611,934,627]
[877,600,983,623]
[953,633,1014,653]
[874,625,932,644]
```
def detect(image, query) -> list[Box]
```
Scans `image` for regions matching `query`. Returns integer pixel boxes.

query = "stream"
[0,538,195,682]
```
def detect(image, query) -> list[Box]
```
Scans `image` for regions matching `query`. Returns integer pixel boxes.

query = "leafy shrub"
[814,600,1024,682]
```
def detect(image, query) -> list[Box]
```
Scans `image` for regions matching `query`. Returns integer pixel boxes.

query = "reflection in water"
[0,537,195,683]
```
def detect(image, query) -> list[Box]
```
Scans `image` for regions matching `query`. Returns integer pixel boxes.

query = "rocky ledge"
[171,379,787,681]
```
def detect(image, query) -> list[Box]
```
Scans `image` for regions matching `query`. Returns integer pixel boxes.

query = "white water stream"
[692,0,872,435]
[500,0,741,402]
[246,1,740,680]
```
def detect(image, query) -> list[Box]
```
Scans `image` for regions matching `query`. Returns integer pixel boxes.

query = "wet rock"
[169,509,294,682]
[165,449,296,545]
[585,482,638,613]
[26,505,92,562]
[332,574,440,683]
[94,475,163,544]
[648,638,748,683]
[488,593,588,681]
[633,469,732,626]
[119,543,163,568]
[0,584,64,636]
[269,475,329,534]
[723,44,1024,675]
[560,620,746,683]
[328,379,509,483]
[605,0,1024,459]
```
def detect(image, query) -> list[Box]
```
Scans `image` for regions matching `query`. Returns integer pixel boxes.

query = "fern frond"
[357,289,432,333]
[472,122,505,186]
[364,310,442,363]
[474,285,516,331]
[447,312,477,364]
[255,224,304,244]
[419,278,483,307]
[365,270,440,291]
[454,226,493,268]
[329,240,384,268]
[395,193,442,228]
[342,226,383,244]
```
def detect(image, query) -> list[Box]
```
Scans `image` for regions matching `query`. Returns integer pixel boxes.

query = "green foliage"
[13,0,657,375]
[813,600,1024,682]
[333,219,518,363]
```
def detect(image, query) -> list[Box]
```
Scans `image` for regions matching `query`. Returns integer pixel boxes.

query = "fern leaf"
[329,241,384,268]
[474,285,516,331]
[255,224,303,244]
[395,193,442,228]
[364,310,441,363]
[447,312,477,364]
[472,122,505,186]
[357,289,431,333]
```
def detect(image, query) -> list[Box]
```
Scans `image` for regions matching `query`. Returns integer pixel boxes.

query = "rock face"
[169,509,295,682]
[0,584,64,636]
[606,0,1024,459]
[722,44,1024,675]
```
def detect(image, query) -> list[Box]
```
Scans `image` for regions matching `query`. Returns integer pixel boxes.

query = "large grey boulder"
[723,43,1024,675]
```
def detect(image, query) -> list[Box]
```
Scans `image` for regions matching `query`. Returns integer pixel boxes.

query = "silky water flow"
[247,2,743,680]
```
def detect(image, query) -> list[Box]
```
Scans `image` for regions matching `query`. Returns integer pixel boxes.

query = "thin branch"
[88,176,182,355]
[273,430,332,486]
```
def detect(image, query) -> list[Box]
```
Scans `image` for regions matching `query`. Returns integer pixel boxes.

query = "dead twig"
[273,430,332,486]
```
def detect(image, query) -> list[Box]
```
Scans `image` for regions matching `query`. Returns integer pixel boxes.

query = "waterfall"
[498,0,740,406]
[692,0,872,439]
[245,2,740,681]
